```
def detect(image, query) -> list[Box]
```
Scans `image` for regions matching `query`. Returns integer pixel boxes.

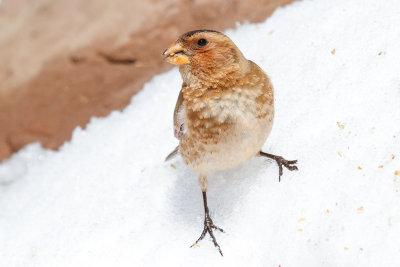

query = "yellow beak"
[162,43,190,65]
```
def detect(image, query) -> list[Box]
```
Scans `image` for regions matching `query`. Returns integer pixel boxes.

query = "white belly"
[180,112,273,174]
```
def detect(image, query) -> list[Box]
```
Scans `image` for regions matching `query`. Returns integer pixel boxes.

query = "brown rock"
[0,0,296,162]
[0,138,12,161]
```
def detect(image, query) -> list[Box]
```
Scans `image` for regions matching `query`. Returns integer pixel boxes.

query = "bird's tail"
[165,145,179,161]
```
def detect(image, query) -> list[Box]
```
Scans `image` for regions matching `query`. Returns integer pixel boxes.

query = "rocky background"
[0,0,295,162]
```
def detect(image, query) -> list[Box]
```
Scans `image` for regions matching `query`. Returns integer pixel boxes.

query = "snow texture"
[1,0,400,266]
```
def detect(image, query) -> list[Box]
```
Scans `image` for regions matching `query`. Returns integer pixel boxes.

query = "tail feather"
[165,146,179,161]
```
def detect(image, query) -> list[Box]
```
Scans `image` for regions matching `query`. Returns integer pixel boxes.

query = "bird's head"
[162,30,249,87]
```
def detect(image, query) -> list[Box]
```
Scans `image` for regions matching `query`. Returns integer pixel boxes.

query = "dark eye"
[197,38,208,46]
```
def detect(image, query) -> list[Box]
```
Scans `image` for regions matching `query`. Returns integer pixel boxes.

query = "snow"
[1,0,400,265]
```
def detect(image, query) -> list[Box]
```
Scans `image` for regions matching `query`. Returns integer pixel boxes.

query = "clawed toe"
[259,151,298,182]
[275,156,298,181]
[281,159,298,170]
[191,215,224,256]
[211,224,224,233]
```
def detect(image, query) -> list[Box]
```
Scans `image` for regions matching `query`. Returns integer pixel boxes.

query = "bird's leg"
[191,178,224,256]
[191,191,224,256]
[259,151,298,182]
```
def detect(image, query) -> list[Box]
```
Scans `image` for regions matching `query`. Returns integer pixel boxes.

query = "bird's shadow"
[167,156,277,228]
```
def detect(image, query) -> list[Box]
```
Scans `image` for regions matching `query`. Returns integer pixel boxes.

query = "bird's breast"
[180,86,274,174]
[185,87,268,135]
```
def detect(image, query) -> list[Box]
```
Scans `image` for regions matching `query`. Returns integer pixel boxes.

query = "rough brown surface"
[0,0,295,162]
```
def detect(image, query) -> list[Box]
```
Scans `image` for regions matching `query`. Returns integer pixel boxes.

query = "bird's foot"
[259,151,298,182]
[191,212,224,256]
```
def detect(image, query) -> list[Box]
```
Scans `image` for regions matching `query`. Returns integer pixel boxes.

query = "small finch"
[163,30,298,255]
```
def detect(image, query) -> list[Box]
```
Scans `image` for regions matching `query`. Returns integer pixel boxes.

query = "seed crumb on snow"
[331,49,336,55]
[338,152,343,157]
[358,166,363,170]
[358,206,364,212]
[378,165,383,168]
[170,164,176,169]
[337,122,345,129]
[395,170,400,176]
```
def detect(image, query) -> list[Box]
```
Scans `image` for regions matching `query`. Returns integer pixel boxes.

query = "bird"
[162,29,298,256]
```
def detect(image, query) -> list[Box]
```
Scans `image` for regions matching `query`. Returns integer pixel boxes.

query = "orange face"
[162,30,235,68]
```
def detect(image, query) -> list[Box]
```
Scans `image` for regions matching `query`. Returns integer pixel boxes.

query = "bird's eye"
[197,38,208,46]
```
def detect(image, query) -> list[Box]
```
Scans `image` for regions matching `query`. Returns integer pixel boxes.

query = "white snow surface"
[1,0,400,266]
